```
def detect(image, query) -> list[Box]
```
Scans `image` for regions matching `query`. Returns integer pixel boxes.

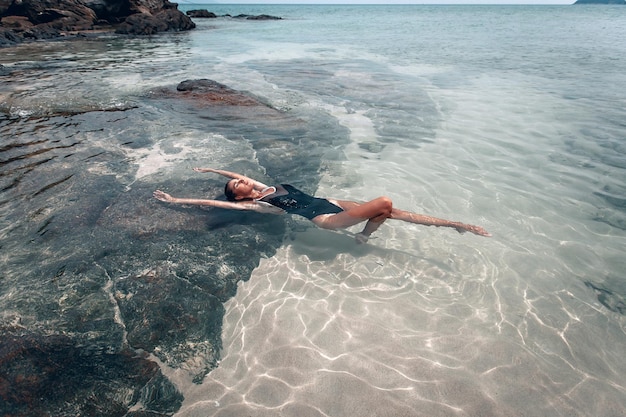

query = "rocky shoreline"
[0,0,195,46]
[186,8,282,20]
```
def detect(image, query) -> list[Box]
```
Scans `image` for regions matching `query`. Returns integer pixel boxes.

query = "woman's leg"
[316,198,490,238]
[313,197,393,242]
[390,208,491,236]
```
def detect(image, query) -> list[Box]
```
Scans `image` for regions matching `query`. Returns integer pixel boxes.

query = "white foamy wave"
[124,132,260,183]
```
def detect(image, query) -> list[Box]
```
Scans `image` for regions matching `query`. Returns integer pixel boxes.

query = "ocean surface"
[1,4,626,417]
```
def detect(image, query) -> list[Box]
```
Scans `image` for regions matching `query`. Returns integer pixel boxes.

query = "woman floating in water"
[153,168,491,243]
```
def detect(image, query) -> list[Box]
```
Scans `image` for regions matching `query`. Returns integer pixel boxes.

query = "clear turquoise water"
[1,4,625,416]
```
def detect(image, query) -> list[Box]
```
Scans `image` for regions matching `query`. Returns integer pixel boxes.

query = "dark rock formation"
[115,6,195,35]
[234,13,282,20]
[246,14,283,21]
[186,9,217,18]
[147,79,285,127]
[0,0,195,46]
[0,326,183,417]
[183,9,282,20]
[174,79,268,106]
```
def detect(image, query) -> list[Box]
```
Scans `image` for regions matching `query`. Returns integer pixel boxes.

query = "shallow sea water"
[2,4,626,416]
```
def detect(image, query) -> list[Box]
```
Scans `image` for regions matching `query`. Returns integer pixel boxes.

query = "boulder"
[0,0,195,45]
[233,13,282,20]
[246,14,282,21]
[116,7,195,35]
[83,0,132,22]
[173,79,266,106]
[3,0,96,28]
[186,9,217,18]
[0,0,12,15]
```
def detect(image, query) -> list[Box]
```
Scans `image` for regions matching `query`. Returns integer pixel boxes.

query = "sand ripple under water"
[170,225,626,417]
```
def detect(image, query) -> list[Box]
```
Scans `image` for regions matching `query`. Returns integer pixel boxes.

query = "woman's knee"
[371,196,392,221]
[377,196,393,215]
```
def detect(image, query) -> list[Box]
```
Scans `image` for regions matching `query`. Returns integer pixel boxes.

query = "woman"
[153,168,491,243]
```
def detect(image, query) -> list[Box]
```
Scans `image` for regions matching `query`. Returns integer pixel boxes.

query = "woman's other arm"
[153,190,285,214]
[192,168,269,190]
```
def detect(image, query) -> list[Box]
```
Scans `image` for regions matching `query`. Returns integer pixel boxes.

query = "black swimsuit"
[262,184,343,220]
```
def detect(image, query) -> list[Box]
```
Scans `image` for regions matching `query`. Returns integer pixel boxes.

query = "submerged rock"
[0,72,348,416]
[174,78,269,106]
[0,326,183,417]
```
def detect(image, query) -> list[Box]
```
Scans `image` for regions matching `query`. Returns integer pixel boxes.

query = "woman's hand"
[153,190,175,203]
[193,167,216,173]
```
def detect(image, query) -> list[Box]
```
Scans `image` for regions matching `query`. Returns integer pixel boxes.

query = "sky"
[177,1,575,5]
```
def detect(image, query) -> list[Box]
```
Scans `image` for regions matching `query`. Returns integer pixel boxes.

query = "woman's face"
[228,178,254,199]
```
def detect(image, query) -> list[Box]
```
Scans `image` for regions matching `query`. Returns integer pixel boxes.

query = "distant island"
[574,0,625,4]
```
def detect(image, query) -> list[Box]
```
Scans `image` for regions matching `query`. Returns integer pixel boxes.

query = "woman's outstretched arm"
[153,190,285,214]
[192,168,269,190]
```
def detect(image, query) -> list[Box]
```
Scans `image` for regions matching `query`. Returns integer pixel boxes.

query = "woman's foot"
[456,224,491,237]
[355,232,370,244]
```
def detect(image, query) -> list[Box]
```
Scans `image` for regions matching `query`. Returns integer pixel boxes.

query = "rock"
[173,79,266,106]
[186,9,217,18]
[1,15,33,30]
[113,266,224,382]
[0,0,11,15]
[233,13,282,20]
[0,325,183,416]
[83,0,131,23]
[0,75,345,415]
[247,14,282,21]
[0,0,195,46]
[3,0,96,27]
[116,8,195,35]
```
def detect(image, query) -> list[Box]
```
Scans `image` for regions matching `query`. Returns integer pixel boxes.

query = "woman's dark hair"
[224,181,237,201]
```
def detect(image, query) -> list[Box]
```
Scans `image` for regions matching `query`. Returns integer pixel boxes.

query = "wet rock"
[115,7,195,35]
[4,0,96,27]
[1,15,32,30]
[186,9,217,18]
[174,78,268,106]
[0,0,11,15]
[146,78,348,181]
[0,76,347,415]
[233,13,282,20]
[83,0,131,22]
[0,326,183,417]
[92,179,287,379]
[0,0,97,44]
[114,266,224,382]
[246,14,283,21]
[0,0,195,46]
